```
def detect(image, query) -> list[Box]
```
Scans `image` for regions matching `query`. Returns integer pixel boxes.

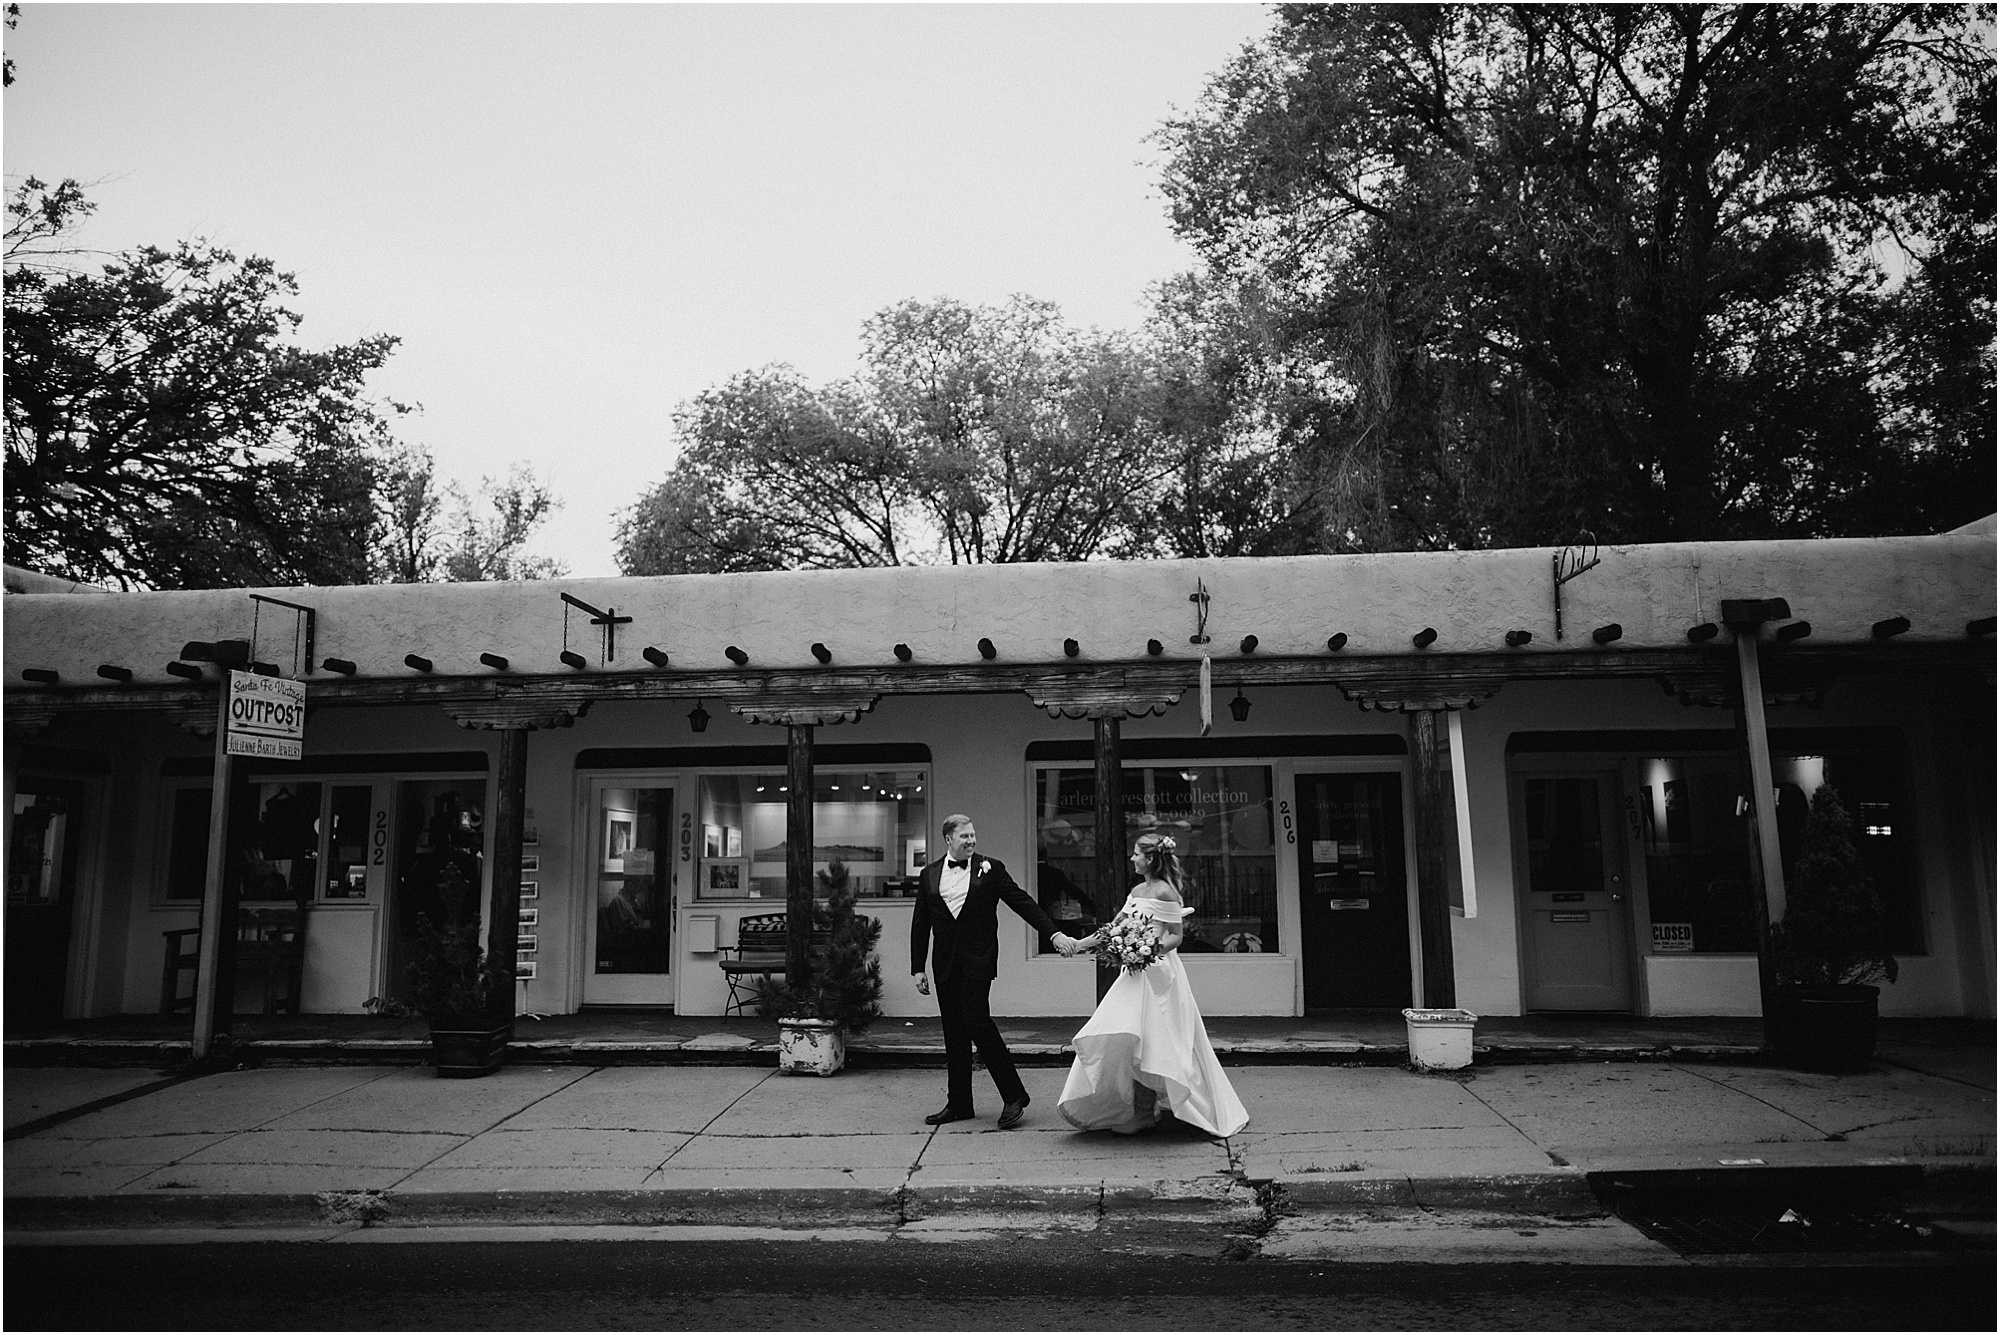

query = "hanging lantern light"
[1228,686,1252,723]
[687,699,712,733]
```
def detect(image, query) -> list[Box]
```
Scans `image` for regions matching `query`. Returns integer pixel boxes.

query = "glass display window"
[1033,764,1279,955]
[1634,741,1921,955]
[694,768,927,900]
[163,780,380,904]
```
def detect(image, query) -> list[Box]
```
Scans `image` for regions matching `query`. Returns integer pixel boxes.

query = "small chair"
[717,913,790,1017]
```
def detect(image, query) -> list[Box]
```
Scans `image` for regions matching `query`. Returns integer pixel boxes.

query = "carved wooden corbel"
[443,691,594,731]
[1024,681,1185,721]
[1656,666,1831,710]
[1335,672,1506,713]
[5,702,62,738]
[730,690,881,727]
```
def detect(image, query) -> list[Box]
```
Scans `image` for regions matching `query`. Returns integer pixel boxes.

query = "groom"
[912,814,1078,1129]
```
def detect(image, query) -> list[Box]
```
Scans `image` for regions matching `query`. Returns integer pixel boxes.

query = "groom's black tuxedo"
[911,854,1061,1113]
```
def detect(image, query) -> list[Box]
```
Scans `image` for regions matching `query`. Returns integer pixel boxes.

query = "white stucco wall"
[6,535,1992,686]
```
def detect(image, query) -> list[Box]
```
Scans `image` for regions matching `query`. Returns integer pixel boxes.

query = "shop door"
[1296,772,1412,1010]
[6,776,87,1024]
[585,784,675,1005]
[1517,772,1633,1011]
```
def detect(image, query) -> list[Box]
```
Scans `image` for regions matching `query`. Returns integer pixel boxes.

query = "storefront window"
[240,781,323,903]
[1637,746,1921,955]
[1637,755,1758,953]
[1770,752,1922,954]
[164,781,377,903]
[1033,764,1279,955]
[695,769,927,900]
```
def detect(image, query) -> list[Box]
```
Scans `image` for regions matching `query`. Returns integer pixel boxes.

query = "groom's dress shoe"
[924,1105,974,1126]
[997,1099,1028,1130]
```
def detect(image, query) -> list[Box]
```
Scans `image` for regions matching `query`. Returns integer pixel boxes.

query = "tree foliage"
[371,444,565,584]
[5,177,400,588]
[4,177,562,589]
[617,294,1328,572]
[1157,3,1995,550]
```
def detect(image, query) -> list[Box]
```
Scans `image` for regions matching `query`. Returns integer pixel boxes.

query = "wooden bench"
[717,912,829,1016]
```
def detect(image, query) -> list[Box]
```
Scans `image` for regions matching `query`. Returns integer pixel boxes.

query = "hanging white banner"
[1199,653,1213,736]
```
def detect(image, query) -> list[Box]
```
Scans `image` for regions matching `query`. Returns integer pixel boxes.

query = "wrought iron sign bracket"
[1551,534,1601,641]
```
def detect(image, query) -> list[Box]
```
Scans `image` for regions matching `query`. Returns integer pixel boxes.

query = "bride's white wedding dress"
[1057,892,1250,1138]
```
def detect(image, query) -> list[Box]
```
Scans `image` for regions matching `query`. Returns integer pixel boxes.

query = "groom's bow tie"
[946,859,969,870]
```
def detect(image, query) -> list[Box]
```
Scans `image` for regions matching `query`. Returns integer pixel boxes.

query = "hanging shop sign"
[225,670,307,760]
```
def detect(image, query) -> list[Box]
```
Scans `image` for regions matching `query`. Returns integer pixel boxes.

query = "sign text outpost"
[226,670,306,760]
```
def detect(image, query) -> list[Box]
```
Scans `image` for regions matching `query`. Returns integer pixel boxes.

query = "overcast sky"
[4,2,1274,578]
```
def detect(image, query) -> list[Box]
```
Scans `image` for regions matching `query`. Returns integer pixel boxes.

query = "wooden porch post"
[444,694,591,1032]
[192,686,236,1062]
[1722,599,1791,1029]
[1092,715,1124,916]
[787,722,815,986]
[1408,708,1458,1009]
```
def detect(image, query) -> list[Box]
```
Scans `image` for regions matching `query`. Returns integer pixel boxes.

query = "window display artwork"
[695,769,927,900]
[1033,764,1279,956]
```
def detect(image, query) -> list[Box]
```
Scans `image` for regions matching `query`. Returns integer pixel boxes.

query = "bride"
[1056,831,1249,1138]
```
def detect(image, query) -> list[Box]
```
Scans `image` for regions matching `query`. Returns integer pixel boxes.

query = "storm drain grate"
[1620,1208,1952,1256]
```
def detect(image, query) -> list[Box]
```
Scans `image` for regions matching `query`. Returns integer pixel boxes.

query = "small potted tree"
[758,861,883,1075]
[1767,784,1898,1072]
[407,859,512,1078]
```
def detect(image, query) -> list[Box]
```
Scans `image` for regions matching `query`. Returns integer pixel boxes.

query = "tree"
[1157,3,1994,551]
[370,444,565,584]
[617,296,1185,573]
[1770,785,1899,988]
[5,177,405,589]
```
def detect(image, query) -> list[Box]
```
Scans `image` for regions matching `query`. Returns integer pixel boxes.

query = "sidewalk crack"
[381,1064,599,1192]
[1671,1062,1833,1136]
[643,1068,781,1183]
[1456,1081,1562,1159]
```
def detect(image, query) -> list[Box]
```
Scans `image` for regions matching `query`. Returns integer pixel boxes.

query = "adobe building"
[4,529,1993,1028]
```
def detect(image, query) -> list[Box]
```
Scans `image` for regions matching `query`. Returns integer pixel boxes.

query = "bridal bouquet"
[1093,911,1166,974]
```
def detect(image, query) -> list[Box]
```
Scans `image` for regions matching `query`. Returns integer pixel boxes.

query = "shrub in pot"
[1766,784,1898,1071]
[758,861,884,1074]
[406,859,511,1078]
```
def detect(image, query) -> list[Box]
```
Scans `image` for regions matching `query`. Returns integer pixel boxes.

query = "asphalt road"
[6,1238,1993,1332]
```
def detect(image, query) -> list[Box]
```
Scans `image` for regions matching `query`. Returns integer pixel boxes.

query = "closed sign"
[1652,922,1695,952]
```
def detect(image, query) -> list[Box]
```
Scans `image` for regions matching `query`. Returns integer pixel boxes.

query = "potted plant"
[406,859,512,1078]
[1766,783,1898,1072]
[758,861,883,1075]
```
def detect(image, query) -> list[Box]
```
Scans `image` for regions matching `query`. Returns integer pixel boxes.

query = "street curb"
[3,1178,1267,1233]
[1264,1170,1601,1214]
[9,1161,1990,1235]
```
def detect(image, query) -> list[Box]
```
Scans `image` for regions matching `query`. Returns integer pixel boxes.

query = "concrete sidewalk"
[6,1050,1992,1245]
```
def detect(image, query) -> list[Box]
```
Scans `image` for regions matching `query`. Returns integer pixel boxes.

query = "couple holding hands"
[910,814,1249,1138]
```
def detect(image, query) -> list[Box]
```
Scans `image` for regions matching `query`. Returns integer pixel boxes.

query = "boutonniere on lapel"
[976,859,992,878]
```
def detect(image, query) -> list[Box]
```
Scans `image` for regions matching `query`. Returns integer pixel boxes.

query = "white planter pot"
[1402,1008,1478,1071]
[777,1018,846,1076]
